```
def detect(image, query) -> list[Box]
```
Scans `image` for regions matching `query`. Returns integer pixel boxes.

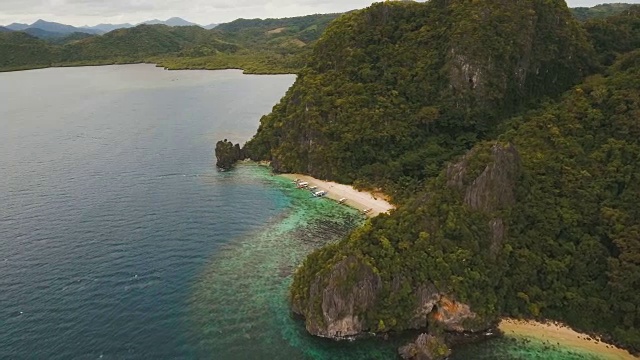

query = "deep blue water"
[0,66,297,358]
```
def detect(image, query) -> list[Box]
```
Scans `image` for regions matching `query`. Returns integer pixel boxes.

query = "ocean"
[0,65,608,359]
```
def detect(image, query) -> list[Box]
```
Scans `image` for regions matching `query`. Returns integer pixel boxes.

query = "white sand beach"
[278,173,395,217]
[499,319,639,359]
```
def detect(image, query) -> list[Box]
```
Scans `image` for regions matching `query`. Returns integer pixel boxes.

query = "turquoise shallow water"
[0,65,613,359]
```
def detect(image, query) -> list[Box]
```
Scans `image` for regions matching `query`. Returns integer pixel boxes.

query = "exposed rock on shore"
[399,334,451,360]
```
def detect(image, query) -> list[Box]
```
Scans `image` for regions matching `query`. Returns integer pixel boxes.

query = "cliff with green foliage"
[215,140,245,170]
[233,0,640,354]
[244,0,595,200]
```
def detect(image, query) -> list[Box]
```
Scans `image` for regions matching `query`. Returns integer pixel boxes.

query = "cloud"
[0,0,638,27]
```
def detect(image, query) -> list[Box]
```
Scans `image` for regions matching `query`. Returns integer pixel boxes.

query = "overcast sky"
[1,0,638,27]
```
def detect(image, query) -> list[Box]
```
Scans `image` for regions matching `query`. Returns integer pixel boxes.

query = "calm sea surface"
[0,65,607,360]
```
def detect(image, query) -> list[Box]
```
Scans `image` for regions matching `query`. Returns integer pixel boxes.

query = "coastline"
[277,173,395,217]
[499,319,639,359]
[0,61,298,75]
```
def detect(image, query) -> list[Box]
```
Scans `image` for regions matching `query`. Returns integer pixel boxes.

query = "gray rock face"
[408,283,442,329]
[463,144,520,213]
[296,256,382,338]
[447,143,520,254]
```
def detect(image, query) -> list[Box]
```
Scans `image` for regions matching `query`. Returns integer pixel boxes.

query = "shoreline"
[0,61,297,75]
[499,319,638,359]
[277,173,395,217]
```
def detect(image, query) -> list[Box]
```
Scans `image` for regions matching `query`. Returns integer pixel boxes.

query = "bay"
[0,65,300,358]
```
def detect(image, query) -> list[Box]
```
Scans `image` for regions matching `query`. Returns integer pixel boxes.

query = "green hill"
[244,0,595,197]
[0,32,55,70]
[584,5,640,66]
[0,14,340,73]
[214,13,340,49]
[58,25,238,63]
[572,3,636,21]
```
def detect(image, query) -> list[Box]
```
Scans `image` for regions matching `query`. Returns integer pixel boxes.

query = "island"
[216,1,640,358]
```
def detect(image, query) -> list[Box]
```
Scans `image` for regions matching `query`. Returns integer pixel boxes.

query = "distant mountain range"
[141,17,198,27]
[85,23,134,33]
[1,18,215,39]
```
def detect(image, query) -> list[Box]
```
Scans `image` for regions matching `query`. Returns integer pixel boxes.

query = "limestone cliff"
[292,256,382,338]
[291,143,520,339]
[292,256,484,339]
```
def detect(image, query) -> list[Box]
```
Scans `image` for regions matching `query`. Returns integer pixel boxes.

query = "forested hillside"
[213,14,339,52]
[0,14,339,73]
[59,25,239,63]
[0,32,56,71]
[227,0,640,354]
[583,5,640,66]
[244,0,595,199]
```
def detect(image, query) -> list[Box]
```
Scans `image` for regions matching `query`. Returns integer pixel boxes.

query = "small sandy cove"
[279,173,394,217]
[499,319,639,359]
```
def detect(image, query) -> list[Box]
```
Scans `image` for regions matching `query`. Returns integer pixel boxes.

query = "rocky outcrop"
[214,139,245,170]
[293,256,382,338]
[399,334,451,360]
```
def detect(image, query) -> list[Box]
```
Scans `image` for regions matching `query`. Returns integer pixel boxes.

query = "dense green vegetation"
[583,5,640,66]
[229,0,640,353]
[214,13,339,49]
[0,14,338,74]
[572,3,635,21]
[0,32,56,70]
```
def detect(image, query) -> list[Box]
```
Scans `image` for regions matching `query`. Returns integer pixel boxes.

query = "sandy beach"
[499,319,638,359]
[278,173,395,217]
